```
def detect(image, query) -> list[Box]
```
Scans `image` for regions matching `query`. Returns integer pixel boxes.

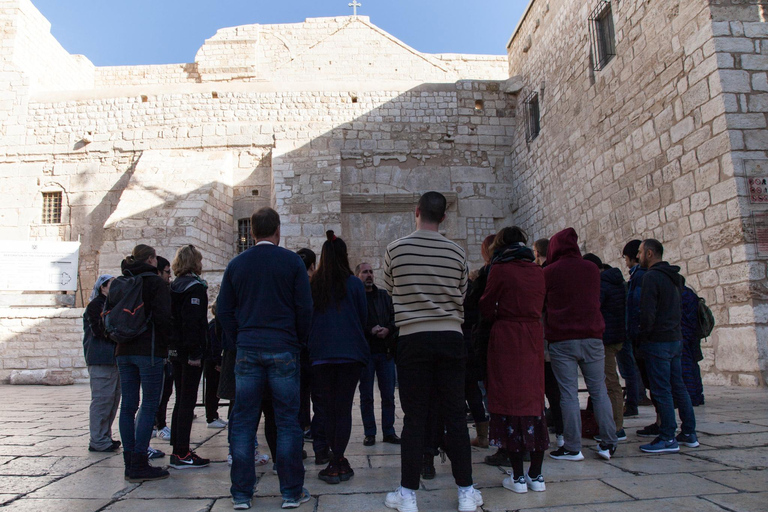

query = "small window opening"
[524,91,540,142]
[237,218,255,253]
[212,91,219,99]
[42,191,62,224]
[251,189,259,196]
[140,95,148,103]
[589,0,616,71]
[351,96,358,103]
[474,100,484,111]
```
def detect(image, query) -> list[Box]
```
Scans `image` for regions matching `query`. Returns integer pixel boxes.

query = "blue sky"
[33,0,530,66]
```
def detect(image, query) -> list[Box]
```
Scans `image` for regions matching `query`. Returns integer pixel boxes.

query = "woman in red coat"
[479,227,548,494]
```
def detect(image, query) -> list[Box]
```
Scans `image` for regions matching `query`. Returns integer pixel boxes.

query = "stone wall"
[505,0,768,385]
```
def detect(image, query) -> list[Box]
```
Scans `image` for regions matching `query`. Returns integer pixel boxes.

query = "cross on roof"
[348,0,361,16]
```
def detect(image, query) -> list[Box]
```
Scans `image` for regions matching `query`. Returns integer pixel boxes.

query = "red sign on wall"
[748,177,768,204]
[754,212,768,256]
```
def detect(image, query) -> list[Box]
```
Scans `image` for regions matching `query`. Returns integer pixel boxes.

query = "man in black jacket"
[636,239,698,454]
[355,262,400,446]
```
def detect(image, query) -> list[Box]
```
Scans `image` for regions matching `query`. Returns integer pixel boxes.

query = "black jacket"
[466,265,492,380]
[600,268,626,346]
[83,293,116,365]
[638,261,683,344]
[114,261,172,358]
[170,274,208,361]
[363,284,397,356]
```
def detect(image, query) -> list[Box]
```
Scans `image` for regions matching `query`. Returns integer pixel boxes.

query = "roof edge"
[506,0,537,49]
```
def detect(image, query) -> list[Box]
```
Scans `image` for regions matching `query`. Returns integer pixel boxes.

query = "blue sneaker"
[282,488,311,509]
[640,437,679,453]
[676,432,700,448]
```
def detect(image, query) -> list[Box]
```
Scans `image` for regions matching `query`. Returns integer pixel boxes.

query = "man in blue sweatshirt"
[218,207,313,510]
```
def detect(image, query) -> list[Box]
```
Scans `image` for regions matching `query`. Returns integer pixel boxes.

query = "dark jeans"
[204,360,221,423]
[155,361,174,429]
[230,348,303,502]
[300,349,312,430]
[639,341,696,441]
[117,355,165,455]
[397,331,472,490]
[313,362,363,459]
[170,359,203,456]
[616,341,644,409]
[681,339,705,405]
[359,353,397,437]
[544,361,563,435]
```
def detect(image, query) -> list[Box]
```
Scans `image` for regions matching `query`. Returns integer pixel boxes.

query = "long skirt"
[489,413,550,453]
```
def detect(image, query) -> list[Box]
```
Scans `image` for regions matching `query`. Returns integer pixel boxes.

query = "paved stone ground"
[0,384,767,512]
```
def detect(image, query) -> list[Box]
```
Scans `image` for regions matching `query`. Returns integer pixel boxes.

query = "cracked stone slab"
[25,466,134,499]
[0,475,59,494]
[0,494,20,505]
[125,463,231,499]
[0,455,101,476]
[696,469,768,492]
[695,421,768,435]
[601,473,737,499]
[703,491,768,512]
[695,430,768,448]
[479,479,632,511]
[104,498,214,511]
[606,453,731,474]
[515,495,736,512]
[691,446,768,469]
[0,498,111,512]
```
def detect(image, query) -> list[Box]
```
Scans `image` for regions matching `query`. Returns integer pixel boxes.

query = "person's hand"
[372,325,383,336]
[215,365,221,372]
[188,358,202,367]
[376,327,390,339]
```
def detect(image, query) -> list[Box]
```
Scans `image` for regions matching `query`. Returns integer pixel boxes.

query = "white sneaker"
[457,486,483,512]
[385,487,418,512]
[157,426,171,440]
[524,473,546,492]
[502,475,527,493]
[255,451,270,466]
[208,418,228,429]
[556,434,565,448]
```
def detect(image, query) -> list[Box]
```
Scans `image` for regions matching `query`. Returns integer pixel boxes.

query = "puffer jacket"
[600,267,626,345]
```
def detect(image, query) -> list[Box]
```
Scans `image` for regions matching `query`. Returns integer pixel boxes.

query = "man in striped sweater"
[382,192,482,512]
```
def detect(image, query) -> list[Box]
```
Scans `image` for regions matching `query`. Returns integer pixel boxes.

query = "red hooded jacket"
[543,228,605,342]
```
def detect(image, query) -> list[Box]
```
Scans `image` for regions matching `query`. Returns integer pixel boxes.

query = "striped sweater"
[383,229,468,336]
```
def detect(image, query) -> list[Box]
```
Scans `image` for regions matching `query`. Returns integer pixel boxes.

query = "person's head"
[297,248,317,277]
[172,244,203,277]
[490,226,528,255]
[622,239,642,269]
[251,207,281,243]
[533,238,549,266]
[638,239,664,268]
[124,244,157,268]
[480,234,496,265]
[415,191,447,229]
[583,253,603,270]
[355,262,374,291]
[89,274,114,302]
[311,231,352,312]
[156,256,171,284]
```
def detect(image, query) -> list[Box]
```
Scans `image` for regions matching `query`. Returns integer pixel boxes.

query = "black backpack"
[696,295,716,339]
[102,272,156,344]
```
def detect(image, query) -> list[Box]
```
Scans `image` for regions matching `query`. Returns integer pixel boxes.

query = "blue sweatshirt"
[308,275,370,365]
[217,243,313,354]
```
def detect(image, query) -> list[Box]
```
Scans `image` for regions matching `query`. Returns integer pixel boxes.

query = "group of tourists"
[81,191,707,512]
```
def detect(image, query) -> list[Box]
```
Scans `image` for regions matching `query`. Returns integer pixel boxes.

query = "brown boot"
[471,421,489,448]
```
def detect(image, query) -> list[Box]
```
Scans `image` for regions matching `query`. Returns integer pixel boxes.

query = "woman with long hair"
[308,231,369,484]
[168,245,210,469]
[479,227,549,493]
[114,244,172,482]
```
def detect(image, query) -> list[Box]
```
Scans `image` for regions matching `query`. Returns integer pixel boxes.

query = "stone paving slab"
[0,384,766,512]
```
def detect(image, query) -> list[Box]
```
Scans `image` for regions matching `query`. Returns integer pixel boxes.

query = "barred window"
[589,0,616,71]
[525,91,540,142]
[42,191,62,224]
[237,218,255,253]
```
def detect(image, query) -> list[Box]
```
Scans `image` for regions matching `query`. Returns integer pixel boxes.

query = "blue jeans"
[616,341,644,409]
[230,348,304,502]
[639,341,696,441]
[359,353,396,437]
[116,355,165,455]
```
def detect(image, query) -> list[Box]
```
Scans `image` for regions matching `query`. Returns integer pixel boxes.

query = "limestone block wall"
[506,0,767,385]
[94,64,201,87]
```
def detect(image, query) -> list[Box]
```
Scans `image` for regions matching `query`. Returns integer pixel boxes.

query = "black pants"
[398,331,472,490]
[204,360,221,424]
[312,362,362,461]
[155,362,174,429]
[170,359,203,455]
[299,349,312,430]
[544,361,563,435]
[465,379,487,424]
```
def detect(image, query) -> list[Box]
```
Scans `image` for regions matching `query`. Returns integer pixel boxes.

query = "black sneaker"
[315,448,331,466]
[169,451,210,469]
[363,435,376,446]
[421,453,436,480]
[128,453,170,482]
[549,447,584,461]
[484,448,511,467]
[318,462,340,484]
[637,423,660,438]
[337,457,354,482]
[383,434,401,445]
